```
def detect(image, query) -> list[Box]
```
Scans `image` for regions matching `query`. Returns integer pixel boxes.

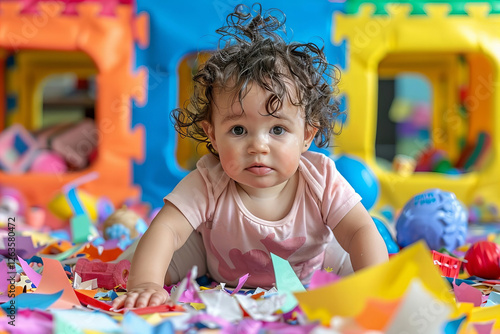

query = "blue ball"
[395,188,468,251]
[334,155,379,210]
[372,216,399,254]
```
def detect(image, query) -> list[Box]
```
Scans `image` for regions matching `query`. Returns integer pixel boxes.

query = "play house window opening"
[176,51,212,171]
[375,52,494,176]
[1,50,99,174]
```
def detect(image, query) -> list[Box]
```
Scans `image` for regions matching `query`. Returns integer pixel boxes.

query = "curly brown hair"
[172,3,343,156]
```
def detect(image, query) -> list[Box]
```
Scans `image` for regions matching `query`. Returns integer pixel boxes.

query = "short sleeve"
[322,163,361,230]
[300,152,361,230]
[164,154,228,230]
[164,169,211,230]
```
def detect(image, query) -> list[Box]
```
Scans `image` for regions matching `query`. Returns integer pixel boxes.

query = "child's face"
[202,82,317,190]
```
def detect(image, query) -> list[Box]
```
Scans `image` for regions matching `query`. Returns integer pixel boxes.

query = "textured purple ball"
[396,189,468,251]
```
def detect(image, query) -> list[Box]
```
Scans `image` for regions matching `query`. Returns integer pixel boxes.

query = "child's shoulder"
[301,151,336,172]
[196,153,221,170]
[194,154,230,196]
[300,151,340,196]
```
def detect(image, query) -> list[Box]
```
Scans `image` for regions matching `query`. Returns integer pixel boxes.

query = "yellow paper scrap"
[143,313,163,325]
[294,241,456,325]
[451,302,475,319]
[190,303,206,310]
[466,304,500,330]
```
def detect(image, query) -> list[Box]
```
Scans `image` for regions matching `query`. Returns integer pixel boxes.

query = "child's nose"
[248,135,269,154]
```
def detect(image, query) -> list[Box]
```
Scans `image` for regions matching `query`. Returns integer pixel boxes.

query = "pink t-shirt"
[165,151,361,288]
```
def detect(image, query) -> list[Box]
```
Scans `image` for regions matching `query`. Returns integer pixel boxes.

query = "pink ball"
[29,150,67,173]
[464,241,500,279]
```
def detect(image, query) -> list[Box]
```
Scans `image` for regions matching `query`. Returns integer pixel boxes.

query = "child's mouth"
[246,165,272,175]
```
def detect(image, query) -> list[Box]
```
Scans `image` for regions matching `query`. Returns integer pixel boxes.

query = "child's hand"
[111,282,170,310]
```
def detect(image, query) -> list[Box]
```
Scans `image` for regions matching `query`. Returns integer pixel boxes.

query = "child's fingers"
[124,292,145,309]
[111,287,169,310]
[123,292,144,308]
[111,294,127,309]
[134,291,157,308]
[148,292,168,306]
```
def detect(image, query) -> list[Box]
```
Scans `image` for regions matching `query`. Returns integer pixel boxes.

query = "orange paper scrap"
[354,297,402,330]
[36,258,80,309]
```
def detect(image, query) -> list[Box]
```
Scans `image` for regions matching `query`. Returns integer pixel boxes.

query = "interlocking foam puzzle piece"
[331,2,500,220]
[134,0,344,207]
[17,0,133,16]
[344,0,500,16]
[0,0,149,210]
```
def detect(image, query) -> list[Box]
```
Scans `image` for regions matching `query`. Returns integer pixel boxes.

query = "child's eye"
[271,126,286,135]
[231,126,246,136]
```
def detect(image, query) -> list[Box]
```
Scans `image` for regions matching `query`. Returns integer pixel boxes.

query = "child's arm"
[111,201,194,309]
[332,202,388,270]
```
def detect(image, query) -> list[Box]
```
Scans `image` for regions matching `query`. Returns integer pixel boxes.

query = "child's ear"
[303,125,318,152]
[201,121,218,151]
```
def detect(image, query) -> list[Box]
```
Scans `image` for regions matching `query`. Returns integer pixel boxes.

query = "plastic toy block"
[75,258,130,289]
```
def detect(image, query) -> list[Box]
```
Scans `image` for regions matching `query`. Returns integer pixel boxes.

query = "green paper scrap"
[52,309,121,334]
[1,290,63,311]
[270,253,305,313]
[39,244,85,262]
[70,214,93,244]
[270,253,306,291]
[54,315,85,334]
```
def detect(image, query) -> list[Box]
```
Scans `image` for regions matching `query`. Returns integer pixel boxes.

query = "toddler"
[113,3,388,310]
